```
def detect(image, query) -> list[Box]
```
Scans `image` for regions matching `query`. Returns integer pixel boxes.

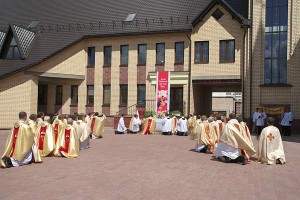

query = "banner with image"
[156,71,170,113]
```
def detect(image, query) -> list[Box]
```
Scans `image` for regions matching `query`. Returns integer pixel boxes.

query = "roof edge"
[0,28,191,80]
[192,0,249,27]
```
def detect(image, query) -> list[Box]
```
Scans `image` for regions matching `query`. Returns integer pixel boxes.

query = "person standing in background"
[256,107,267,136]
[280,107,293,136]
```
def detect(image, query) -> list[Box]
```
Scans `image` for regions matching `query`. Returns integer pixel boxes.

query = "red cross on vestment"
[267,133,275,141]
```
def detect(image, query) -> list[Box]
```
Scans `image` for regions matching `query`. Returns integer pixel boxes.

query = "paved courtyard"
[0,128,299,200]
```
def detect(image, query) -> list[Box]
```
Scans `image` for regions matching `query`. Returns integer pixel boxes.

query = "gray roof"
[0,0,249,79]
[0,31,5,51]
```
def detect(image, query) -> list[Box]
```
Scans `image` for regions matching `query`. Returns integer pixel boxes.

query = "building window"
[264,0,288,84]
[5,37,21,59]
[120,85,128,106]
[220,40,235,63]
[156,43,165,65]
[212,8,224,20]
[137,84,146,105]
[195,41,209,64]
[38,85,48,105]
[120,45,129,65]
[104,46,112,66]
[103,85,111,105]
[55,85,63,105]
[87,85,94,105]
[138,44,147,65]
[87,47,95,66]
[71,85,78,105]
[175,42,184,64]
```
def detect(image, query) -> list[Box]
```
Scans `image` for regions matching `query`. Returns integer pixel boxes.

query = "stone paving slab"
[0,128,299,200]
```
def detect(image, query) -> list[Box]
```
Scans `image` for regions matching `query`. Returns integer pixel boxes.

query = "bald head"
[44,115,51,123]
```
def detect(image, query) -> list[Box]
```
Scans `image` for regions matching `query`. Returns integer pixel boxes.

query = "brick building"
[0,0,299,131]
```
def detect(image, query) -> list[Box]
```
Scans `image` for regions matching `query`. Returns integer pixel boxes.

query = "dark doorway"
[170,87,183,113]
[38,85,48,113]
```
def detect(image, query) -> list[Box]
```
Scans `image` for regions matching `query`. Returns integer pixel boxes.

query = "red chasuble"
[90,117,96,135]
[143,118,153,135]
[38,126,47,150]
[54,124,59,143]
[59,129,71,154]
[10,127,19,157]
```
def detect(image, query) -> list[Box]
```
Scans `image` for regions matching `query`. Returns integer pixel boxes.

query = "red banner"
[156,71,170,113]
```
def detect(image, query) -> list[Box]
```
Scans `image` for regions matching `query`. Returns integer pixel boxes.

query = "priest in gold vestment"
[54,118,79,158]
[36,116,55,157]
[1,112,42,168]
[257,117,286,165]
[195,116,217,153]
[91,114,106,139]
[141,115,156,135]
[214,113,256,165]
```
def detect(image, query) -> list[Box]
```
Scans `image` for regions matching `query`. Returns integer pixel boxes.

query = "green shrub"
[143,110,156,118]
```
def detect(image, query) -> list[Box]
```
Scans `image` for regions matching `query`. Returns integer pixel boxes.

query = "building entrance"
[170,87,183,113]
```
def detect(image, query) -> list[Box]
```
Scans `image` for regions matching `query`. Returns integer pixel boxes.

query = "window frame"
[87,46,95,67]
[137,84,146,106]
[137,44,147,65]
[103,85,111,106]
[175,42,184,64]
[55,85,63,105]
[120,45,129,66]
[194,41,209,64]
[86,85,94,105]
[71,85,79,106]
[219,40,235,63]
[119,84,128,106]
[103,46,112,67]
[156,43,165,65]
[264,0,288,84]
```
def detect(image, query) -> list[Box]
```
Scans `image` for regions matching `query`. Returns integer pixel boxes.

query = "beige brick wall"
[191,5,244,78]
[0,72,37,128]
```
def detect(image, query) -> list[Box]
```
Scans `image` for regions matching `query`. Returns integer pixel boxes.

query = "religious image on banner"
[156,71,170,113]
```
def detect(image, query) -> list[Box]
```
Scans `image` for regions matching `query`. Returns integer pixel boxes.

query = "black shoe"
[220,156,230,163]
[241,156,246,165]
[2,157,13,168]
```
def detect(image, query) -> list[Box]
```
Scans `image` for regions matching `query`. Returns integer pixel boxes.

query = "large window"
[120,85,128,106]
[120,45,129,65]
[71,85,78,105]
[175,42,184,64]
[264,0,288,84]
[104,46,112,66]
[87,85,94,105]
[156,43,165,65]
[55,85,63,105]
[5,37,21,59]
[220,40,235,63]
[87,47,95,66]
[195,41,209,64]
[103,85,111,105]
[137,84,146,105]
[38,85,48,105]
[138,44,147,65]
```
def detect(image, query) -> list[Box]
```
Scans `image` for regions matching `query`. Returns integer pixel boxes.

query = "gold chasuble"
[1,121,41,167]
[141,117,156,135]
[187,117,197,140]
[36,121,55,157]
[93,115,106,138]
[213,120,225,143]
[52,117,64,147]
[129,117,134,131]
[221,119,256,157]
[54,124,79,158]
[171,117,178,134]
[197,122,218,153]
[257,125,286,165]
[78,121,90,143]
[28,119,38,134]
